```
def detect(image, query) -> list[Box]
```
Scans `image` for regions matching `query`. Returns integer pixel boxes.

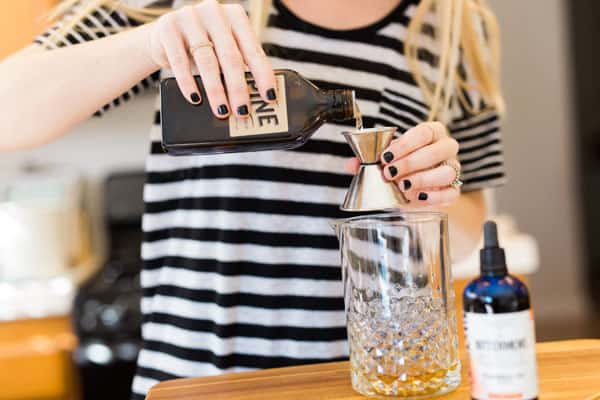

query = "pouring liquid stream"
[354,101,363,131]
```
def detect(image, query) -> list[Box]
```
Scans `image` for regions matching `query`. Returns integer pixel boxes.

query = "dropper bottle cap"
[480,221,508,276]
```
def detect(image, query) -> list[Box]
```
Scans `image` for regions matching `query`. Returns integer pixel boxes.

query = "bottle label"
[464,310,538,400]
[229,74,289,137]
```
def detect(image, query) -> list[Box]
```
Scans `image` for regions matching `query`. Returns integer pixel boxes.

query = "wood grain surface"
[146,339,600,400]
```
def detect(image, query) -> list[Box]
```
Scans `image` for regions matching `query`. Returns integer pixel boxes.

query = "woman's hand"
[345,122,462,207]
[147,0,277,118]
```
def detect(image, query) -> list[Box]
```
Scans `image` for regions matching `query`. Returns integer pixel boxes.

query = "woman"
[0,0,505,398]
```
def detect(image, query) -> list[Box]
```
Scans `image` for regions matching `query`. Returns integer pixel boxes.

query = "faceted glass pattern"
[332,212,460,398]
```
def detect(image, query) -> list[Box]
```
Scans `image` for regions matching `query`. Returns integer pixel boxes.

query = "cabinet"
[0,1,58,59]
[0,316,79,399]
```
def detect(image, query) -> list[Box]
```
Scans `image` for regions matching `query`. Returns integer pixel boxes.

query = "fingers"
[158,16,201,105]
[404,187,461,207]
[176,7,230,118]
[197,0,250,118]
[376,121,461,207]
[382,137,459,180]
[381,121,448,164]
[397,163,457,193]
[224,3,277,102]
[152,1,273,117]
[345,157,360,174]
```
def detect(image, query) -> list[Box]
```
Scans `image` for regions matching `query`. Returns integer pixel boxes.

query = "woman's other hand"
[147,0,277,118]
[345,122,462,207]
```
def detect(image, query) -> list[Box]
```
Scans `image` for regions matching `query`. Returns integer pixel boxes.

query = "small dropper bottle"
[463,221,539,400]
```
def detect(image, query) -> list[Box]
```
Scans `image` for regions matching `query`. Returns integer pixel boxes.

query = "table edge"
[146,338,600,397]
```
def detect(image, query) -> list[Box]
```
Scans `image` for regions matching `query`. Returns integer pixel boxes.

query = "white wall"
[489,0,589,321]
[0,94,154,177]
[0,93,156,258]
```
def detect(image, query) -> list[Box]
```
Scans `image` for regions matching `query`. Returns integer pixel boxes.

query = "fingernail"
[190,92,200,103]
[266,88,277,100]
[388,166,398,177]
[383,151,394,163]
[418,192,428,201]
[403,179,412,190]
[237,105,249,116]
[218,104,229,115]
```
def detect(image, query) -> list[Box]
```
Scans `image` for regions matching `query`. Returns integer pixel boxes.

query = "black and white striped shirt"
[38,1,506,398]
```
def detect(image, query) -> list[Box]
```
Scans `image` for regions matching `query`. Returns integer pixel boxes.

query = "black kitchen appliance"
[567,1,600,313]
[72,171,145,400]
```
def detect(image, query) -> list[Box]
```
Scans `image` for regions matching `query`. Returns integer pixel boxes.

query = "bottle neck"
[324,89,355,121]
[480,247,508,277]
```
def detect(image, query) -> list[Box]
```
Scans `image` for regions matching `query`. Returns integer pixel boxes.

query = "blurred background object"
[567,0,600,314]
[0,1,57,58]
[1,0,599,399]
[0,167,88,319]
[0,167,145,400]
[488,0,599,339]
[72,171,144,400]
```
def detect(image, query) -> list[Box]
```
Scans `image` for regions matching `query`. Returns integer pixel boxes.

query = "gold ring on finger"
[440,160,463,189]
[189,41,214,55]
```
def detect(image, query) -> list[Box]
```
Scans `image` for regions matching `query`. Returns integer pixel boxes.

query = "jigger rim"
[330,211,447,230]
[341,126,397,136]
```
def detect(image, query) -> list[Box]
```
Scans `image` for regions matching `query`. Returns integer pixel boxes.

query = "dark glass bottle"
[463,221,538,400]
[463,223,531,314]
[160,69,356,155]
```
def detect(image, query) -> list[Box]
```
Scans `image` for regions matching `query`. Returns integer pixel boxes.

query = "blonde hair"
[51,0,504,121]
[407,0,505,120]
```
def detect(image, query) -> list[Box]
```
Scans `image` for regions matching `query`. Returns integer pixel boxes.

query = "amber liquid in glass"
[347,295,460,397]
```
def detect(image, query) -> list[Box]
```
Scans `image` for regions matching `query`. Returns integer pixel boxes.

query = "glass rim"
[331,211,447,229]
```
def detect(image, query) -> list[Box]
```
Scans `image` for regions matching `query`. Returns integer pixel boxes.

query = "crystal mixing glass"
[332,212,460,398]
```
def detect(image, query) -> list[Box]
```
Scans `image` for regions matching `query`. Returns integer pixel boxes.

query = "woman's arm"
[0,24,156,150]
[0,0,276,151]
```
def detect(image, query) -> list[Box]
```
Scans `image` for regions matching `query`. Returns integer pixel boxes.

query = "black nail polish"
[383,151,394,163]
[403,179,412,190]
[237,105,249,116]
[190,92,200,103]
[418,192,428,201]
[388,166,398,177]
[218,104,229,115]
[266,88,277,100]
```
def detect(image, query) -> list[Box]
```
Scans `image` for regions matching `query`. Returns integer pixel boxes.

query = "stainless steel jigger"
[341,127,409,212]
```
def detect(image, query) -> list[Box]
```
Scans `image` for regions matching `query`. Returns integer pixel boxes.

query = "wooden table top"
[146,339,600,400]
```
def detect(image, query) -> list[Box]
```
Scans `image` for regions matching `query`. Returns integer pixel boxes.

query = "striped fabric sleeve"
[447,95,507,192]
[35,0,160,116]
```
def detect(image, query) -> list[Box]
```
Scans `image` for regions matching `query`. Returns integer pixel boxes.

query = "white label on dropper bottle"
[464,309,539,400]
